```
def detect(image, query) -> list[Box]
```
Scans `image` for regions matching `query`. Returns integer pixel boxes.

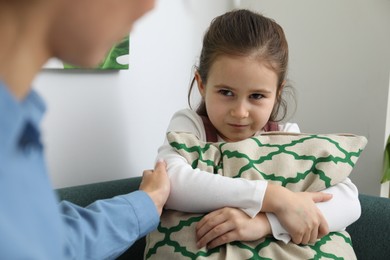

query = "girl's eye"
[218,89,233,97]
[250,93,264,100]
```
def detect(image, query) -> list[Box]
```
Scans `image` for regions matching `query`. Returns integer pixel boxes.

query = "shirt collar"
[21,88,47,128]
[0,80,46,151]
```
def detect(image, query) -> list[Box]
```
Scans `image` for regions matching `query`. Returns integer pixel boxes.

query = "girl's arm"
[160,142,266,218]
[159,109,267,217]
[267,177,361,243]
[193,178,360,246]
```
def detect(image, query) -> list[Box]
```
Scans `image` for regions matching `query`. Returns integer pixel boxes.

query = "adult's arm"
[60,191,159,259]
[61,160,169,259]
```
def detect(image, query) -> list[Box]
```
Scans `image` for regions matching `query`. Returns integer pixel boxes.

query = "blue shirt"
[0,82,159,259]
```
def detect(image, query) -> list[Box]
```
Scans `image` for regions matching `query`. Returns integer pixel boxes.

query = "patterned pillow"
[145,132,367,260]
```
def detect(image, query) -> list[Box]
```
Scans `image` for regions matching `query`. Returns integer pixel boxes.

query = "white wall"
[34,0,390,196]
[34,0,234,188]
[240,0,390,196]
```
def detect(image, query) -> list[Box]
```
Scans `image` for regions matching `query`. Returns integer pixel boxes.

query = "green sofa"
[57,177,390,260]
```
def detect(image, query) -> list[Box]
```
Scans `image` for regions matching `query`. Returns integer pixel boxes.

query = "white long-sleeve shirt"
[157,108,361,243]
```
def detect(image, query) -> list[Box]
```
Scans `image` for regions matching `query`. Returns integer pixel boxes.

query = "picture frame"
[43,36,129,70]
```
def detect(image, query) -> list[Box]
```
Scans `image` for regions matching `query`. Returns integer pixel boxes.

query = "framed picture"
[43,36,129,70]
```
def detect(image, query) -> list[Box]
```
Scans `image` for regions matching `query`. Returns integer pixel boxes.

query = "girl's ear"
[278,80,286,99]
[195,71,206,98]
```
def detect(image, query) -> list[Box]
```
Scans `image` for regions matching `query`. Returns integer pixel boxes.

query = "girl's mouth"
[228,123,248,128]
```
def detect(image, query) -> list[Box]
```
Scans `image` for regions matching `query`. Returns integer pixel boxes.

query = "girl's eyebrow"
[213,84,233,89]
[250,88,273,94]
[214,84,273,93]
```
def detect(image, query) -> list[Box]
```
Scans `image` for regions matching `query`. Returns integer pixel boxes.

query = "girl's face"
[196,55,279,142]
[49,0,154,67]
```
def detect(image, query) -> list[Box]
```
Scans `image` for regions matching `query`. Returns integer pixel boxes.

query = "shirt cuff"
[242,180,267,218]
[266,212,291,244]
[122,190,160,237]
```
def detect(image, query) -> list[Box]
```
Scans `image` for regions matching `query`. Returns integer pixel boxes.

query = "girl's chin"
[223,134,253,142]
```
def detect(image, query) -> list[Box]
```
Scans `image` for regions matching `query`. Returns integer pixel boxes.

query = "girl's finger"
[196,211,225,240]
[196,220,234,249]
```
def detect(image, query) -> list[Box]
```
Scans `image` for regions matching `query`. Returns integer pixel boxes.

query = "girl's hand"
[195,207,271,249]
[263,184,332,244]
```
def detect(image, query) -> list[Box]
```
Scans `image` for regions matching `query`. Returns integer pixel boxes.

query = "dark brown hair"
[188,9,294,122]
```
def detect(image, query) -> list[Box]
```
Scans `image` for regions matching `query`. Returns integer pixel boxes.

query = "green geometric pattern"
[145,132,367,259]
[63,36,129,70]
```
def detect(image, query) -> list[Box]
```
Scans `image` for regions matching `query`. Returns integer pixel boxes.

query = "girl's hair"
[188,9,294,122]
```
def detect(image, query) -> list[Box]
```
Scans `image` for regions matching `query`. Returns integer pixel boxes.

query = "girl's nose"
[230,101,249,119]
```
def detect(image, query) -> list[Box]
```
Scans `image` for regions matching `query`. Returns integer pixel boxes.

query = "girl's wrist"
[257,213,272,236]
[261,183,290,214]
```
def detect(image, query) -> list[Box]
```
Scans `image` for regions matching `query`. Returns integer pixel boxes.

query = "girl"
[0,0,170,259]
[157,9,360,249]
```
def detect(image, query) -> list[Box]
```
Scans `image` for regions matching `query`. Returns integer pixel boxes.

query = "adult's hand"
[139,160,170,216]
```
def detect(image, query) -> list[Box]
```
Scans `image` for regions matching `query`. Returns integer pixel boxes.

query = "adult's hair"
[188,9,294,122]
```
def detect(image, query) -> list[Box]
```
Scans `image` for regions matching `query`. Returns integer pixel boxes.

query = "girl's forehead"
[207,55,279,91]
[213,54,273,68]
[211,55,275,74]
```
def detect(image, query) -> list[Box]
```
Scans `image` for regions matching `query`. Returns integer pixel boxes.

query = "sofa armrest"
[347,194,390,260]
[56,177,143,207]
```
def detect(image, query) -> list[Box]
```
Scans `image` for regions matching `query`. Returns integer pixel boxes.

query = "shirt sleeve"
[159,109,267,218]
[60,190,159,259]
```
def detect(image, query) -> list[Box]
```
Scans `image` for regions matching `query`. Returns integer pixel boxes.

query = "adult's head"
[0,0,155,98]
[48,0,155,67]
